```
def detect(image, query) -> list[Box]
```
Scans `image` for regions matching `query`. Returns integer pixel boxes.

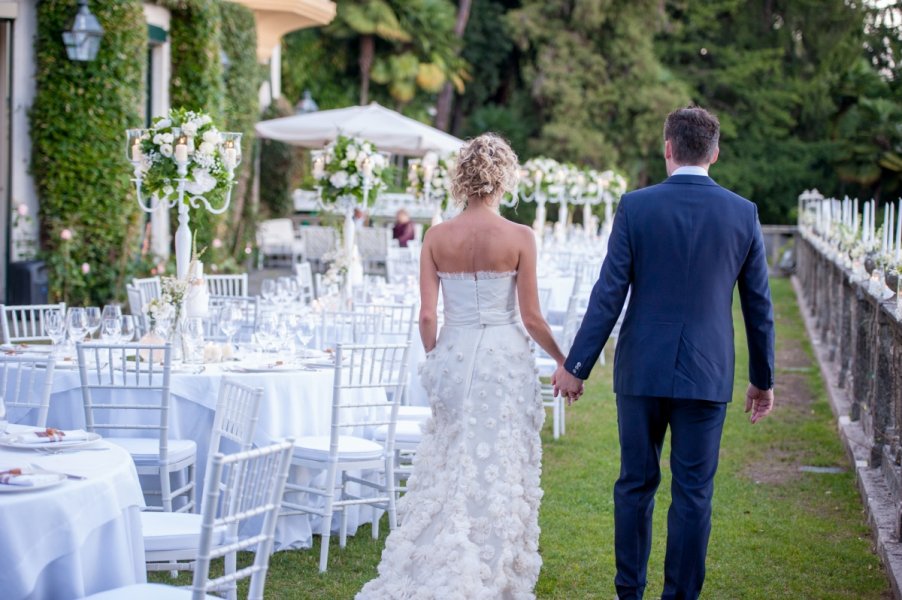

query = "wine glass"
[44,309,66,355]
[277,276,298,305]
[102,304,122,323]
[101,316,122,342]
[295,316,315,358]
[255,313,279,353]
[260,279,277,305]
[85,307,102,341]
[66,307,87,348]
[181,317,205,364]
[119,315,137,343]
[219,304,242,351]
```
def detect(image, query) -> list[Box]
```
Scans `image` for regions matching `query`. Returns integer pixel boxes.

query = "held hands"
[744,383,774,424]
[552,366,585,406]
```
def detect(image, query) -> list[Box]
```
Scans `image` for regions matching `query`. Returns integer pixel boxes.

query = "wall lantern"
[62,0,104,62]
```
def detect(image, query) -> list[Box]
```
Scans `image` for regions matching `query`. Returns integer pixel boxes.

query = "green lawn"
[153,278,890,598]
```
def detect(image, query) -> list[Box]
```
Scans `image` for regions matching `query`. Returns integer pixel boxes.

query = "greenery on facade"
[220,1,260,260]
[258,98,298,219]
[30,0,147,304]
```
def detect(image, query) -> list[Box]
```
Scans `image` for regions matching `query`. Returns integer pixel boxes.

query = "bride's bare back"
[426,205,528,275]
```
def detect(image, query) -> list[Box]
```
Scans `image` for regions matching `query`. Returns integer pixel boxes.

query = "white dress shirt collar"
[671,165,709,176]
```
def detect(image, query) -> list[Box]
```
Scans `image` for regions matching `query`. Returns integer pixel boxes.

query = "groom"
[553,106,775,600]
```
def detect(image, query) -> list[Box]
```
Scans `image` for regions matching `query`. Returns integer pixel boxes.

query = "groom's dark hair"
[664,106,720,165]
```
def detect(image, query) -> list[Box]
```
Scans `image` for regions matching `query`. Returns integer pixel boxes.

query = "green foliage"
[282,29,358,111]
[220,1,260,256]
[30,0,147,304]
[258,99,298,218]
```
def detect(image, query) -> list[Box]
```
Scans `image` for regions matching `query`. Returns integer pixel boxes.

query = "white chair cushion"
[293,435,383,461]
[84,583,219,599]
[396,406,431,422]
[373,421,422,444]
[141,512,225,552]
[107,437,197,465]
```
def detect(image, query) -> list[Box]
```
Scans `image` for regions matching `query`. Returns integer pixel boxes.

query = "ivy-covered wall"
[220,2,261,258]
[30,1,147,304]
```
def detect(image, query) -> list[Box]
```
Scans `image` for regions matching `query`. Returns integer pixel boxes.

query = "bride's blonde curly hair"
[451,133,519,207]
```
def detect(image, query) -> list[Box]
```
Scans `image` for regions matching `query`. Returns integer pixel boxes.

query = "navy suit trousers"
[614,395,727,600]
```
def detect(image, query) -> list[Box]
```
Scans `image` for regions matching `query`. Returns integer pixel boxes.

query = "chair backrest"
[0,355,57,427]
[302,226,338,261]
[125,284,145,317]
[205,274,248,298]
[204,379,263,509]
[318,311,383,349]
[193,440,293,600]
[132,277,162,303]
[352,303,417,343]
[330,343,409,452]
[313,273,340,300]
[357,227,391,262]
[293,262,315,305]
[76,342,172,454]
[0,303,67,344]
[385,246,419,284]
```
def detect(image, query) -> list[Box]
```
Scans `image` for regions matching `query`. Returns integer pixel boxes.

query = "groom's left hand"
[552,366,584,405]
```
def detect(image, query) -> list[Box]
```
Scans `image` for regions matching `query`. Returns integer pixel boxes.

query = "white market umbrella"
[254,102,463,157]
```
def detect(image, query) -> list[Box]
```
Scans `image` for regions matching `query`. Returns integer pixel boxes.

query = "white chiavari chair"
[0,355,56,427]
[132,276,162,303]
[385,245,419,284]
[293,261,315,305]
[76,342,196,513]
[125,284,145,318]
[281,342,410,572]
[302,226,339,273]
[0,303,67,344]
[143,379,263,592]
[357,226,391,276]
[204,273,248,297]
[257,218,304,268]
[84,439,294,600]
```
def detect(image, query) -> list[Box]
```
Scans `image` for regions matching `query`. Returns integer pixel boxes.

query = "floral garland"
[407,151,456,199]
[132,107,237,207]
[313,135,389,205]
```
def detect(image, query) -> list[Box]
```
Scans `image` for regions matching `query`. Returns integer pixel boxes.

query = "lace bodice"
[437,271,519,328]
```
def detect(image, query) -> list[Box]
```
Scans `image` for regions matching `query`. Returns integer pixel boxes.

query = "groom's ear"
[709,146,720,166]
[664,139,673,160]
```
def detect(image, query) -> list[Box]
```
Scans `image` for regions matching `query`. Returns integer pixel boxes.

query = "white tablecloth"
[12,361,385,550]
[0,426,145,600]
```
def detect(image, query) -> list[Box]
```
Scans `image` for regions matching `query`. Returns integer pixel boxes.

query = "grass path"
[153,278,891,598]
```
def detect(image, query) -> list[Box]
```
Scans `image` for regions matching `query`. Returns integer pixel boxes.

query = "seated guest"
[392,209,416,247]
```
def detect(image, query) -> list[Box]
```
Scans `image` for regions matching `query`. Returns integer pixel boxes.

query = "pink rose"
[81,263,90,274]
[15,204,28,216]
[212,238,223,249]
[60,229,73,241]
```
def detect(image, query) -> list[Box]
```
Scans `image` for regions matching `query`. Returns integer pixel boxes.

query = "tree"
[434,0,473,130]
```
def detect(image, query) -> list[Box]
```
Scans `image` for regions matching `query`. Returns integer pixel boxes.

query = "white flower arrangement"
[313,135,388,206]
[321,246,354,288]
[129,108,240,208]
[407,151,456,199]
[144,296,175,333]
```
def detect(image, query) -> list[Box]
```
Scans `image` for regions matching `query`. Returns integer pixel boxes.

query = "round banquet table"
[12,358,387,550]
[0,425,145,600]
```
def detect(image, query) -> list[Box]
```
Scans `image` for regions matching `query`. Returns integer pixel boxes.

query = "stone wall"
[796,235,902,515]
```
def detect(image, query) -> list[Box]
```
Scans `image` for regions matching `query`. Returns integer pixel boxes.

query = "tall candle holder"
[127,127,242,280]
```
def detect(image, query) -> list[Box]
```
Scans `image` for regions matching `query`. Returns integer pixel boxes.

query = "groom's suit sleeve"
[737,207,775,390]
[563,197,633,380]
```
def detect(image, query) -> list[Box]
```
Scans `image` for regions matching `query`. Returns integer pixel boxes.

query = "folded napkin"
[0,467,61,487]
[8,428,91,445]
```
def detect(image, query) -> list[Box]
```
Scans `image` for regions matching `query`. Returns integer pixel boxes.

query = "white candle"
[362,157,374,179]
[890,202,896,253]
[131,140,142,163]
[534,171,542,188]
[224,144,237,168]
[313,156,324,179]
[872,200,877,242]
[864,202,870,242]
[854,199,859,233]
[883,204,889,252]
[174,141,188,164]
[421,163,432,183]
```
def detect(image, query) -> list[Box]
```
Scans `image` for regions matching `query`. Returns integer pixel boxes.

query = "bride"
[357,133,574,599]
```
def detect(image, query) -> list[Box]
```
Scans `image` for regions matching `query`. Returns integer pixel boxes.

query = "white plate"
[222,361,302,374]
[0,432,102,451]
[0,473,66,492]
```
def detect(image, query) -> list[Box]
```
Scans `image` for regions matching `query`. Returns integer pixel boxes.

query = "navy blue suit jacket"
[564,174,775,403]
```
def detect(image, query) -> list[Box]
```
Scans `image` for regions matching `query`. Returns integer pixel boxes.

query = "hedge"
[30,0,147,304]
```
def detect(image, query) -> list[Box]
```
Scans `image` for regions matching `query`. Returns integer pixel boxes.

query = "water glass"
[256,313,280,353]
[44,309,66,353]
[219,304,242,349]
[181,317,205,364]
[85,306,102,340]
[101,316,122,342]
[119,315,137,343]
[66,307,87,346]
[102,304,123,322]
[260,279,277,304]
[296,316,315,357]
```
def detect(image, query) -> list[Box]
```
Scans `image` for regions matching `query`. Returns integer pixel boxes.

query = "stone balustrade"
[795,232,902,518]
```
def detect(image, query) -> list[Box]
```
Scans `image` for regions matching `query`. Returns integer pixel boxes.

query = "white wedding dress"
[357,271,545,600]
